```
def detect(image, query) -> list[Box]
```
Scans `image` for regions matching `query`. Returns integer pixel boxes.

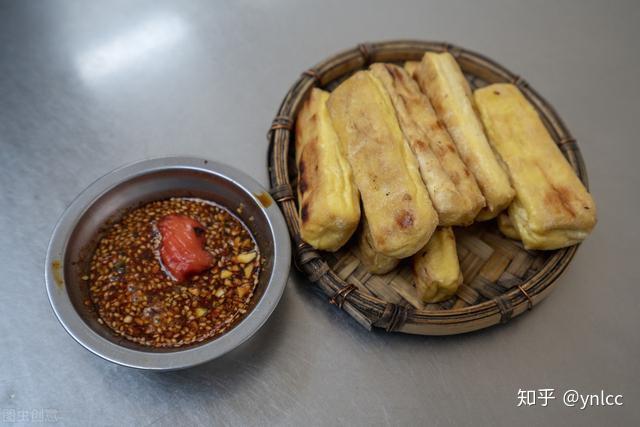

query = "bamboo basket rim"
[267,40,586,335]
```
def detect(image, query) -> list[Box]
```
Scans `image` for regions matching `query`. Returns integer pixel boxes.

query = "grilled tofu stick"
[412,227,463,303]
[295,88,361,251]
[370,63,485,225]
[354,219,400,275]
[404,63,488,223]
[327,71,438,258]
[404,63,488,222]
[414,52,515,220]
[474,84,596,250]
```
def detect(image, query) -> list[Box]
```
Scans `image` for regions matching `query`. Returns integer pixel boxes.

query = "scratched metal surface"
[0,1,639,425]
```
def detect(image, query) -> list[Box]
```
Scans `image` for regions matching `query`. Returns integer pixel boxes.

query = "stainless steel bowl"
[45,157,291,370]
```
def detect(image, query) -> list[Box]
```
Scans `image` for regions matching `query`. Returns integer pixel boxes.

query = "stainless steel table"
[1,1,638,425]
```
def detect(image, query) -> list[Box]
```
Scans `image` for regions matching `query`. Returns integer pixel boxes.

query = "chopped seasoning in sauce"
[88,198,260,348]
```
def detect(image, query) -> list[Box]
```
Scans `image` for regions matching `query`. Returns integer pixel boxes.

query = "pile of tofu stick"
[294,52,596,303]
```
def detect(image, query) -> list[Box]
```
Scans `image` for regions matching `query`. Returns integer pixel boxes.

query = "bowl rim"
[45,157,291,370]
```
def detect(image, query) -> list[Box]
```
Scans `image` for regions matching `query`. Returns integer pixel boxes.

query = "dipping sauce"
[88,198,260,348]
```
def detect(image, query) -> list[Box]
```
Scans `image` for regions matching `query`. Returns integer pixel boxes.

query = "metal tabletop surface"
[1,1,638,425]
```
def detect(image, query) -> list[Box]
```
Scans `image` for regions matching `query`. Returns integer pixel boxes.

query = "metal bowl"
[45,157,291,370]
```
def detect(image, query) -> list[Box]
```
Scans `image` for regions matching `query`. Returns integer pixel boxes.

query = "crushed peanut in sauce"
[88,198,260,348]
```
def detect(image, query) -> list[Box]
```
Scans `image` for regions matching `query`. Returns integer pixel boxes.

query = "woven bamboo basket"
[267,40,588,335]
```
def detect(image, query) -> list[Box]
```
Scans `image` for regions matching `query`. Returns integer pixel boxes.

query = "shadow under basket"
[267,40,587,335]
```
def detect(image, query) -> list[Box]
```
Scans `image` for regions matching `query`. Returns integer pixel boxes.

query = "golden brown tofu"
[327,71,438,258]
[354,219,399,275]
[414,52,515,219]
[295,88,361,251]
[412,227,463,303]
[404,60,420,78]
[475,83,597,250]
[369,63,484,225]
[497,212,521,241]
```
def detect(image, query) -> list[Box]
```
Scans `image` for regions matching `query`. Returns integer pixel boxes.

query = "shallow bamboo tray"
[267,40,588,335]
